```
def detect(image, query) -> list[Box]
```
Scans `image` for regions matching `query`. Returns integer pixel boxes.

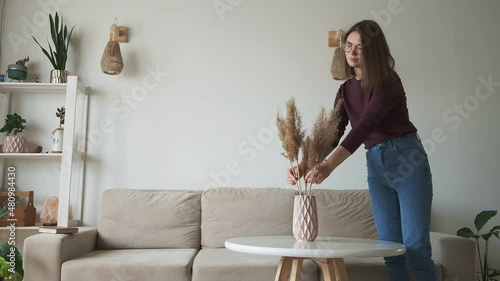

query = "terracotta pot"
[3,135,27,153]
[293,194,318,241]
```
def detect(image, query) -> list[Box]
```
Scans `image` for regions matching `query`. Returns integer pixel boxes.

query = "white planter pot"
[2,135,27,153]
[51,128,64,153]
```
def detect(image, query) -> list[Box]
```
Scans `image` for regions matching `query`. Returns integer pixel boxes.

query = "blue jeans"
[366,133,439,281]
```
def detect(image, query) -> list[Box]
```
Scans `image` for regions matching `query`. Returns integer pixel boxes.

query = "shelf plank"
[0,153,62,160]
[0,220,79,229]
[0,82,67,94]
[0,225,43,230]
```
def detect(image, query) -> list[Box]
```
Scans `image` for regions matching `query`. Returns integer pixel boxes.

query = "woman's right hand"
[287,166,301,185]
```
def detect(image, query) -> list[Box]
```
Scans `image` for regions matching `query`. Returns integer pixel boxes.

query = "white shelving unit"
[0,76,89,227]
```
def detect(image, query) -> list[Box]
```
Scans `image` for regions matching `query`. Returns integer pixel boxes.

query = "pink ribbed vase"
[292,195,318,242]
[3,135,27,153]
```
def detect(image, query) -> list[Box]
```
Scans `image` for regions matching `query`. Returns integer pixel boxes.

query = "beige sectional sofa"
[23,188,475,281]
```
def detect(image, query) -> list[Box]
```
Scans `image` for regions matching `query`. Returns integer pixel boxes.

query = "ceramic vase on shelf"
[2,135,27,153]
[50,69,69,83]
[292,194,318,242]
[51,128,64,153]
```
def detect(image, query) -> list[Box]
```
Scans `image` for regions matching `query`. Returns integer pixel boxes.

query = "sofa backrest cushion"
[97,188,202,249]
[315,189,378,239]
[201,187,295,248]
[201,188,377,248]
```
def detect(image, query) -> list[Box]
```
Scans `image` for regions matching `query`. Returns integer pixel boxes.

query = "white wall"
[1,0,499,269]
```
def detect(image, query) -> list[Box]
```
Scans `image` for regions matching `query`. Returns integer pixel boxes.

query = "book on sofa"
[38,226,78,234]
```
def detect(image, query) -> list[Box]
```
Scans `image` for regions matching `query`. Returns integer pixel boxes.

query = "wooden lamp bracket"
[110,24,128,43]
[328,29,344,48]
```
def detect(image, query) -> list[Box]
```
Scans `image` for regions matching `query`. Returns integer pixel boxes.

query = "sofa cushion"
[192,248,319,281]
[314,189,378,239]
[201,187,295,248]
[61,249,197,281]
[97,188,202,249]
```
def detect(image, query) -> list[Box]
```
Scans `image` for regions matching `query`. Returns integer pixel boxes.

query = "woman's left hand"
[305,162,333,185]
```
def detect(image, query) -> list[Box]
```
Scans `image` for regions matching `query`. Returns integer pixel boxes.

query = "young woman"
[287,20,438,281]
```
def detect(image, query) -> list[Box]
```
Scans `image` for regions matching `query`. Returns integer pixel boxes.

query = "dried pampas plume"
[328,98,344,151]
[276,97,305,163]
[276,97,306,193]
[303,99,344,194]
[277,97,344,195]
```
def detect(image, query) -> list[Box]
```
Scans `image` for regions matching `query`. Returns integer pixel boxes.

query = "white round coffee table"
[225,236,406,281]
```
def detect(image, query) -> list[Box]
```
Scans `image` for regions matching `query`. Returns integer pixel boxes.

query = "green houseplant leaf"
[491,226,500,234]
[0,243,23,280]
[32,12,75,70]
[0,256,13,279]
[490,269,500,278]
[475,210,497,232]
[0,207,7,220]
[457,227,479,239]
[0,113,27,135]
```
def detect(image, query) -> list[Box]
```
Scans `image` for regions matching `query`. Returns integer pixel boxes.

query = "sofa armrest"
[23,226,98,281]
[430,231,476,281]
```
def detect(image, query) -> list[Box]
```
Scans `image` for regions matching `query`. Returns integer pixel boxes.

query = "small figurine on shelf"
[51,106,65,153]
[40,196,59,226]
[6,56,29,82]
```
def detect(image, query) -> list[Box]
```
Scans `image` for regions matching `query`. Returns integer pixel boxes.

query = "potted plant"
[0,113,27,153]
[32,12,75,83]
[457,210,500,281]
[276,97,344,241]
[51,106,65,153]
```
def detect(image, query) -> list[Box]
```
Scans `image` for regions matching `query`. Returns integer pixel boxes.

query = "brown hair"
[341,20,396,92]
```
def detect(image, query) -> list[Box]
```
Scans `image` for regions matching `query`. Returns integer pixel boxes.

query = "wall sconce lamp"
[100,19,128,75]
[328,25,349,80]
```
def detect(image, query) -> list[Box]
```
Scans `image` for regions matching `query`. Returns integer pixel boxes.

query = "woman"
[287,20,438,281]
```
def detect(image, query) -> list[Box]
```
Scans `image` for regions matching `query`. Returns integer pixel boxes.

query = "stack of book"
[38,226,78,234]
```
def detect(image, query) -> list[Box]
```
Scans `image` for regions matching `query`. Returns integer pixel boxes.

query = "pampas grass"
[277,97,344,195]
[302,99,344,194]
[276,97,306,193]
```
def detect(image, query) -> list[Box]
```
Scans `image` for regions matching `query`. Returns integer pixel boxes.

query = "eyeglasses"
[342,42,362,54]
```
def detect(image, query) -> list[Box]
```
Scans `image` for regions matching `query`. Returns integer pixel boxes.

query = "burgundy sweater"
[334,73,417,154]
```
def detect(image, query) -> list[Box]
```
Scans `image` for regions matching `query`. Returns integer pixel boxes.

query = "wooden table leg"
[275,257,293,281]
[275,257,304,281]
[289,258,304,281]
[275,256,347,281]
[332,258,349,281]
[314,258,349,281]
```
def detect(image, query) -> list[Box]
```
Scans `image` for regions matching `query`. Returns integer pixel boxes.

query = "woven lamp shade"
[331,47,349,80]
[100,41,124,75]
